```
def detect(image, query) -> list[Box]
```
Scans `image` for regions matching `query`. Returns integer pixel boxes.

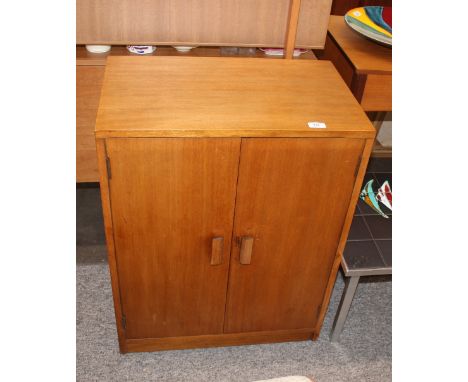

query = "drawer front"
[361,74,392,111]
[321,34,354,87]
[76,66,104,182]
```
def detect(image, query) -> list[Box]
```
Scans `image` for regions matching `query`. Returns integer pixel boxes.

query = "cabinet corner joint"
[354,154,362,178]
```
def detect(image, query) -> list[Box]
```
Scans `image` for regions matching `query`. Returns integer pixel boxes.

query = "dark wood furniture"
[331,0,392,16]
[95,56,375,352]
[319,15,391,156]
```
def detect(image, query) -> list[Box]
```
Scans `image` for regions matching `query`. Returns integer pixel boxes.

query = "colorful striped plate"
[344,6,392,46]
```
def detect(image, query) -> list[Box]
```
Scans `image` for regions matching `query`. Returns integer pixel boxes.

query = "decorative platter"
[344,6,392,46]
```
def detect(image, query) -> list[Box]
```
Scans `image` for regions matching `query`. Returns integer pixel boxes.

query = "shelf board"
[76,46,316,66]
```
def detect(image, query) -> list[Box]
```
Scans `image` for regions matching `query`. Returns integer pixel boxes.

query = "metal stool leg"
[330,275,360,342]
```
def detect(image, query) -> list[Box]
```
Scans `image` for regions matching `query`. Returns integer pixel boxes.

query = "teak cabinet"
[96,57,375,352]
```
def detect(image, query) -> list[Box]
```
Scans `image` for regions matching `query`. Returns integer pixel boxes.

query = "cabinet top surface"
[328,15,392,74]
[95,56,375,138]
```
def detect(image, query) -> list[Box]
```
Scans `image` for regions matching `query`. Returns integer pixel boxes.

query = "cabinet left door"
[105,138,241,339]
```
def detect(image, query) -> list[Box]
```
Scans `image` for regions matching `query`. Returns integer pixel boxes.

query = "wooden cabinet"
[96,57,375,352]
[320,16,392,112]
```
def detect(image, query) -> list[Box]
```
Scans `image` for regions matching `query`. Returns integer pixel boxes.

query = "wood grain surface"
[284,0,302,59]
[76,66,105,182]
[312,137,374,337]
[327,15,392,74]
[106,138,241,339]
[95,139,127,352]
[95,57,374,138]
[76,0,332,49]
[125,328,314,352]
[224,137,364,333]
[318,34,354,86]
[360,74,392,111]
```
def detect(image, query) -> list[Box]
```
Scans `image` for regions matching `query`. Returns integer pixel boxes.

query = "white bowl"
[172,46,196,53]
[85,45,111,54]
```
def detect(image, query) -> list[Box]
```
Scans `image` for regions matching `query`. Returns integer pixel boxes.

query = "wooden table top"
[328,15,392,75]
[95,56,375,139]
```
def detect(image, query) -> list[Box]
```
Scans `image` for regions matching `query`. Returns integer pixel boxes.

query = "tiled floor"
[77,158,392,268]
[345,157,392,270]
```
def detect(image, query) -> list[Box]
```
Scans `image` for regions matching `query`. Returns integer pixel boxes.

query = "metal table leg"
[330,275,360,342]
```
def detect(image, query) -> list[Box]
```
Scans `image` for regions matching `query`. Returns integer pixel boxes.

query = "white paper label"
[307,122,327,129]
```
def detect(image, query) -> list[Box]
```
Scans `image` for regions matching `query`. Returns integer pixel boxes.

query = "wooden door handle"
[239,236,254,265]
[210,237,224,265]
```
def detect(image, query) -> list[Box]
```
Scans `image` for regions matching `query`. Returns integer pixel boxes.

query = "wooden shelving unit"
[76,46,317,66]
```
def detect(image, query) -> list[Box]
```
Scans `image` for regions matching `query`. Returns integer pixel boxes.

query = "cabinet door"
[107,138,240,339]
[225,138,364,333]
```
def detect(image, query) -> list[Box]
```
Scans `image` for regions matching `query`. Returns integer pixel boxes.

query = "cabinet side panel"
[312,137,374,338]
[107,138,241,339]
[95,138,127,352]
[225,138,365,333]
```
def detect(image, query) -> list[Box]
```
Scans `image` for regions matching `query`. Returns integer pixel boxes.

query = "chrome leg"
[330,275,360,342]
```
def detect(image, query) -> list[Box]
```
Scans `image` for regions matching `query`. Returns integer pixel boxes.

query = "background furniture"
[95,56,375,352]
[330,163,392,342]
[330,0,392,15]
[76,0,333,49]
[317,15,391,156]
[330,242,392,342]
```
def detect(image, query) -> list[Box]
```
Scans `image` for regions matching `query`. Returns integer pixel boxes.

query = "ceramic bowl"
[85,45,111,53]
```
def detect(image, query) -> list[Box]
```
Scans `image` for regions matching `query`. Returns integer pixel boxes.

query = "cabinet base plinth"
[122,329,316,353]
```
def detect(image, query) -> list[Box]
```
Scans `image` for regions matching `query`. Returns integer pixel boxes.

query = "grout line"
[361,214,388,266]
[371,172,381,188]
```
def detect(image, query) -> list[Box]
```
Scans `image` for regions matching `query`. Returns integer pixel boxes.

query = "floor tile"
[374,173,392,189]
[363,215,392,239]
[366,158,392,173]
[343,240,385,270]
[347,215,372,240]
[375,240,392,267]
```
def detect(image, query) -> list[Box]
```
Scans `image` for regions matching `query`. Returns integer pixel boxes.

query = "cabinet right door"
[225,138,364,333]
